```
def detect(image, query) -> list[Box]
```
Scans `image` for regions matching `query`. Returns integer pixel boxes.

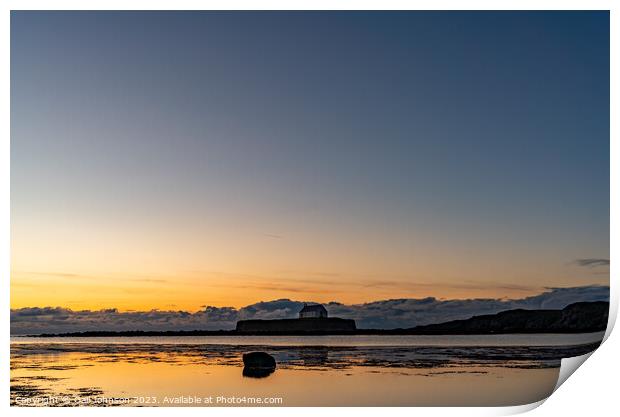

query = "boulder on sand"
[242,352,276,378]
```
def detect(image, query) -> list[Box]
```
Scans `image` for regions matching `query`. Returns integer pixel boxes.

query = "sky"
[11,11,609,313]
[9,286,611,333]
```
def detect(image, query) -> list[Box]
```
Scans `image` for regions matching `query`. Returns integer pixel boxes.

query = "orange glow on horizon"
[10,268,609,312]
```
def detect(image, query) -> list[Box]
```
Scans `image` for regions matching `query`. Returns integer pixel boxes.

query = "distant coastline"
[19,301,608,337]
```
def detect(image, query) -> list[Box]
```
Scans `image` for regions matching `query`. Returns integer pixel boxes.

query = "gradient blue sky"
[11,12,609,310]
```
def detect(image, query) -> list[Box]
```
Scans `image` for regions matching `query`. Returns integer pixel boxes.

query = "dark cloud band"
[575,258,610,267]
[10,285,609,335]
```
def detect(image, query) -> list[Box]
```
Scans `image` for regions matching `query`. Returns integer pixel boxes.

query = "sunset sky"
[11,12,609,312]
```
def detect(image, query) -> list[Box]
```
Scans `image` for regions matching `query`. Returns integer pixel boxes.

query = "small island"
[236,304,357,333]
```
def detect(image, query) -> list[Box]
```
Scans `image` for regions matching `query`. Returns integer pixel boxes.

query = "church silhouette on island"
[298,303,328,319]
[236,303,356,334]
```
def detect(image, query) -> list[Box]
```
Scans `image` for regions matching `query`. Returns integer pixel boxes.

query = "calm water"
[10,333,604,407]
[10,332,605,346]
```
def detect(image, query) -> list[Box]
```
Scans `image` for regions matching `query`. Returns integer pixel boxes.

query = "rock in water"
[243,351,276,369]
[242,352,276,378]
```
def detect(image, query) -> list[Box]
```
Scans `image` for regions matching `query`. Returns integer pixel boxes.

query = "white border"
[1,2,617,416]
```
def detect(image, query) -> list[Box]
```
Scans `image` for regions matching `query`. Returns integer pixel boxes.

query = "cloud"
[10,286,610,335]
[238,299,305,320]
[10,306,240,335]
[13,271,170,284]
[262,233,284,239]
[575,258,610,267]
[320,285,609,328]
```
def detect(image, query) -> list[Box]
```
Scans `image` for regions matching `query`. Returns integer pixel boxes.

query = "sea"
[10,332,604,407]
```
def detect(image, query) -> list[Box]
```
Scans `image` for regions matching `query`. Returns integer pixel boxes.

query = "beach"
[10,333,603,406]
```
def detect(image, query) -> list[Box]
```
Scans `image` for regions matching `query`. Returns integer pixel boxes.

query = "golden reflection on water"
[11,351,559,406]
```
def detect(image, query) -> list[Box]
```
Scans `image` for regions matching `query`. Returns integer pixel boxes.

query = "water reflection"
[9,337,602,407]
[242,367,275,378]
[298,347,329,366]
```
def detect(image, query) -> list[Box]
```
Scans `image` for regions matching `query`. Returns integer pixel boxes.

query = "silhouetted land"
[236,317,356,332]
[405,301,608,335]
[27,301,608,337]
